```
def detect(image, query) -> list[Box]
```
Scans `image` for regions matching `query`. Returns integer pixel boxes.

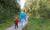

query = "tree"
[0,0,20,21]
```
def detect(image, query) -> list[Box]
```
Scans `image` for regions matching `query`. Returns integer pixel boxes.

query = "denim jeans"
[21,20,25,26]
[15,23,18,29]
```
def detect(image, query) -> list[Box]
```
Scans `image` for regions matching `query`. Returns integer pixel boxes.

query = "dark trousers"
[15,23,18,29]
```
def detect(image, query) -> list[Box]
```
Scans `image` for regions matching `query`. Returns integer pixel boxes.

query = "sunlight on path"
[5,16,29,30]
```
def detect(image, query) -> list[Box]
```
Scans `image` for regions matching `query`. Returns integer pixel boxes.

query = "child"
[14,17,20,29]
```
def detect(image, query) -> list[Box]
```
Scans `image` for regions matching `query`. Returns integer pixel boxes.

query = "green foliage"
[38,0,50,18]
[0,0,20,21]
[23,16,50,30]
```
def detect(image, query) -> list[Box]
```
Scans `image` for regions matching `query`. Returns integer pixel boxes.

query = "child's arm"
[18,20,20,22]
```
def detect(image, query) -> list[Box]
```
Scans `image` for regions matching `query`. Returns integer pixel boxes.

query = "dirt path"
[5,16,29,30]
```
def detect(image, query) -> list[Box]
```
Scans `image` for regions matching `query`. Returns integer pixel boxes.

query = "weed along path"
[5,16,29,30]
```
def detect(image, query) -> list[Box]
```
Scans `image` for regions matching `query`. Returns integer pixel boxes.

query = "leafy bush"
[0,0,20,23]
[23,16,50,30]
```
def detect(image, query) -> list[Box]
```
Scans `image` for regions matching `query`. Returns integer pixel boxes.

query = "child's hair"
[15,17,17,19]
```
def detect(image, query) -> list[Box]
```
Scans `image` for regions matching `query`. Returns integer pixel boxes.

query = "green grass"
[0,15,20,30]
[23,16,50,30]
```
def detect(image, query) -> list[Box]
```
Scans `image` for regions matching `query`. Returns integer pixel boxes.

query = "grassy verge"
[23,16,50,30]
[0,15,20,30]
